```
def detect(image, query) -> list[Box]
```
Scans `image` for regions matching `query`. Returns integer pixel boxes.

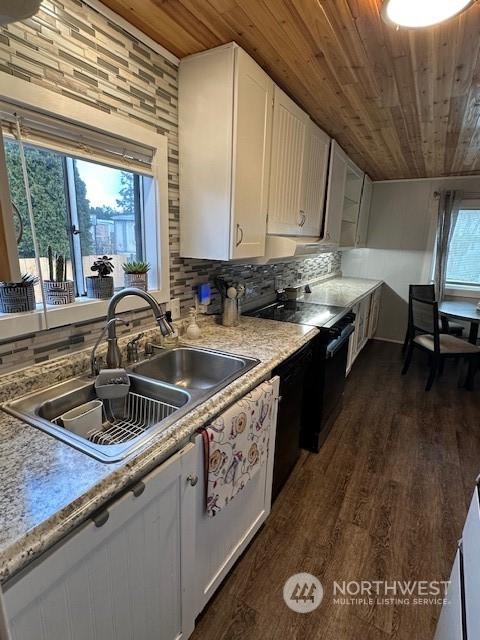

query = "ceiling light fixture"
[382,0,475,28]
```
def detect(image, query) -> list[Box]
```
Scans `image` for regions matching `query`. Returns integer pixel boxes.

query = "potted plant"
[43,246,75,305]
[0,273,37,313]
[122,260,150,291]
[86,256,114,299]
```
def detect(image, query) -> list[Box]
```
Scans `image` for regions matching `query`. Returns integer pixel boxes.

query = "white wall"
[342,177,480,342]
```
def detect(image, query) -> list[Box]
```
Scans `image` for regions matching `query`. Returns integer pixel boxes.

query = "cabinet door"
[323,140,347,245]
[356,174,372,247]
[346,301,359,375]
[356,296,370,352]
[268,86,308,236]
[434,549,464,640]
[462,486,480,640]
[194,378,280,615]
[300,121,330,237]
[231,48,273,259]
[368,286,381,338]
[4,443,197,640]
[179,45,235,260]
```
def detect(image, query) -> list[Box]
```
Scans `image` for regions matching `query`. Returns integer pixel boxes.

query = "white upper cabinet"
[179,43,273,261]
[268,86,308,236]
[340,158,364,248]
[355,174,372,247]
[323,140,367,248]
[323,140,347,245]
[268,87,330,237]
[301,120,331,236]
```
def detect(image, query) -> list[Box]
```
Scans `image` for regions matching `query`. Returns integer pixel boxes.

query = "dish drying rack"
[54,392,178,445]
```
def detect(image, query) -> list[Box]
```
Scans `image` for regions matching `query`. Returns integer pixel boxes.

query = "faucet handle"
[92,355,105,376]
[144,341,164,357]
[127,332,144,347]
[127,333,144,364]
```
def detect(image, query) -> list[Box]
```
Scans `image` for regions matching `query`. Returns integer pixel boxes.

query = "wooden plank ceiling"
[101,0,480,180]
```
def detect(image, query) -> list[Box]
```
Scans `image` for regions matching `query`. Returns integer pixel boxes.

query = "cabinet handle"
[92,509,109,527]
[299,210,306,227]
[326,232,331,240]
[131,481,145,497]
[236,223,244,246]
[187,474,198,487]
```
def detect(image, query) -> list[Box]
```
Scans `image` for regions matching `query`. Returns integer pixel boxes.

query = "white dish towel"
[200,379,277,517]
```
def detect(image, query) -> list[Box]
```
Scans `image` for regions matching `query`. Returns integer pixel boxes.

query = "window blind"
[0,100,155,173]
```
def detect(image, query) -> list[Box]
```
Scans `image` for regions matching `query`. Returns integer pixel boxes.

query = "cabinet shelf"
[344,194,360,206]
[340,219,357,248]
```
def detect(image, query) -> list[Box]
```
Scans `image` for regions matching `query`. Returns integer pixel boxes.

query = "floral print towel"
[201,379,277,517]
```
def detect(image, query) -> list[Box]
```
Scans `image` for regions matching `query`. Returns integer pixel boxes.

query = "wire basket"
[54,391,178,445]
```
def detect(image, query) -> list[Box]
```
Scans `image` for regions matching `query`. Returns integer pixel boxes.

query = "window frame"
[0,72,170,339]
[444,199,480,298]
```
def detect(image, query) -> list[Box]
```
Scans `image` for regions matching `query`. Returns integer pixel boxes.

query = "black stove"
[244,300,347,330]
[245,297,356,458]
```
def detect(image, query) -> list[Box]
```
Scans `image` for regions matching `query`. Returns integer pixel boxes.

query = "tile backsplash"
[0,0,341,373]
[181,254,342,314]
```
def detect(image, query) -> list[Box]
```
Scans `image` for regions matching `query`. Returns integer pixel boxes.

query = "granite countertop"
[0,316,318,584]
[300,276,383,308]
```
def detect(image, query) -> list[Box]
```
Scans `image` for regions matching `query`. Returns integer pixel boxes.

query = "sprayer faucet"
[105,288,174,369]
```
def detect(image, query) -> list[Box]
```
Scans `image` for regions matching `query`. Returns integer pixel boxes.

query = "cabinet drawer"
[462,485,480,639]
[434,548,464,640]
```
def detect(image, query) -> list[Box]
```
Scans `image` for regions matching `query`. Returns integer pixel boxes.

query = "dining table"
[439,298,480,344]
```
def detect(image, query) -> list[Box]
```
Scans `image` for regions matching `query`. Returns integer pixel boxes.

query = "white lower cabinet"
[193,376,279,615]
[434,549,464,640]
[367,286,382,338]
[461,486,480,639]
[2,378,281,640]
[435,486,480,640]
[346,285,382,374]
[3,442,198,640]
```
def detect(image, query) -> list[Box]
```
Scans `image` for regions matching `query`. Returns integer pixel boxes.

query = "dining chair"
[401,296,480,391]
[402,284,464,354]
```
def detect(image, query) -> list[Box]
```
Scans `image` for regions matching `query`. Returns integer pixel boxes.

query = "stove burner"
[244,300,347,329]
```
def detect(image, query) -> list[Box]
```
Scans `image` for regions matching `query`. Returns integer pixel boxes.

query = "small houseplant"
[86,256,114,299]
[122,260,150,291]
[43,246,75,305]
[0,273,37,313]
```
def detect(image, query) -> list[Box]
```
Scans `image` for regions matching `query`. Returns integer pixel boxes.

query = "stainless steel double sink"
[2,346,259,462]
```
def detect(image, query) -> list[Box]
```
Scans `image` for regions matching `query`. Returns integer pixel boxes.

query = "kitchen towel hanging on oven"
[199,379,277,517]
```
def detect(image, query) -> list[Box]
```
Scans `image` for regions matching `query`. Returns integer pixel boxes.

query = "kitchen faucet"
[90,317,130,377]
[105,288,174,369]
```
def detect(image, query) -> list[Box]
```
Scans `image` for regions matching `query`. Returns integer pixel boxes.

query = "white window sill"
[0,290,168,341]
[445,286,480,300]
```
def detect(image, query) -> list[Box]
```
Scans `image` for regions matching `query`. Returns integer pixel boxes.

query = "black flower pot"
[86,276,114,299]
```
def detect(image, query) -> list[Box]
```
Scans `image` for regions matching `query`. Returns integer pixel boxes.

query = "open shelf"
[340,220,357,248]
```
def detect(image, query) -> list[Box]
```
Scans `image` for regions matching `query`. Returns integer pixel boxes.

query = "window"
[0,73,170,339]
[445,207,480,289]
[4,139,145,300]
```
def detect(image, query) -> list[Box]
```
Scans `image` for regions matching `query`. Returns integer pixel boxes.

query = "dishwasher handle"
[326,324,355,358]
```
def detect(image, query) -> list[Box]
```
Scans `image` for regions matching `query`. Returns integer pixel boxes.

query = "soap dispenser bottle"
[186,307,201,340]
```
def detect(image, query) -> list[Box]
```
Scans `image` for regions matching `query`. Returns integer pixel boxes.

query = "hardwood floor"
[190,340,480,640]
